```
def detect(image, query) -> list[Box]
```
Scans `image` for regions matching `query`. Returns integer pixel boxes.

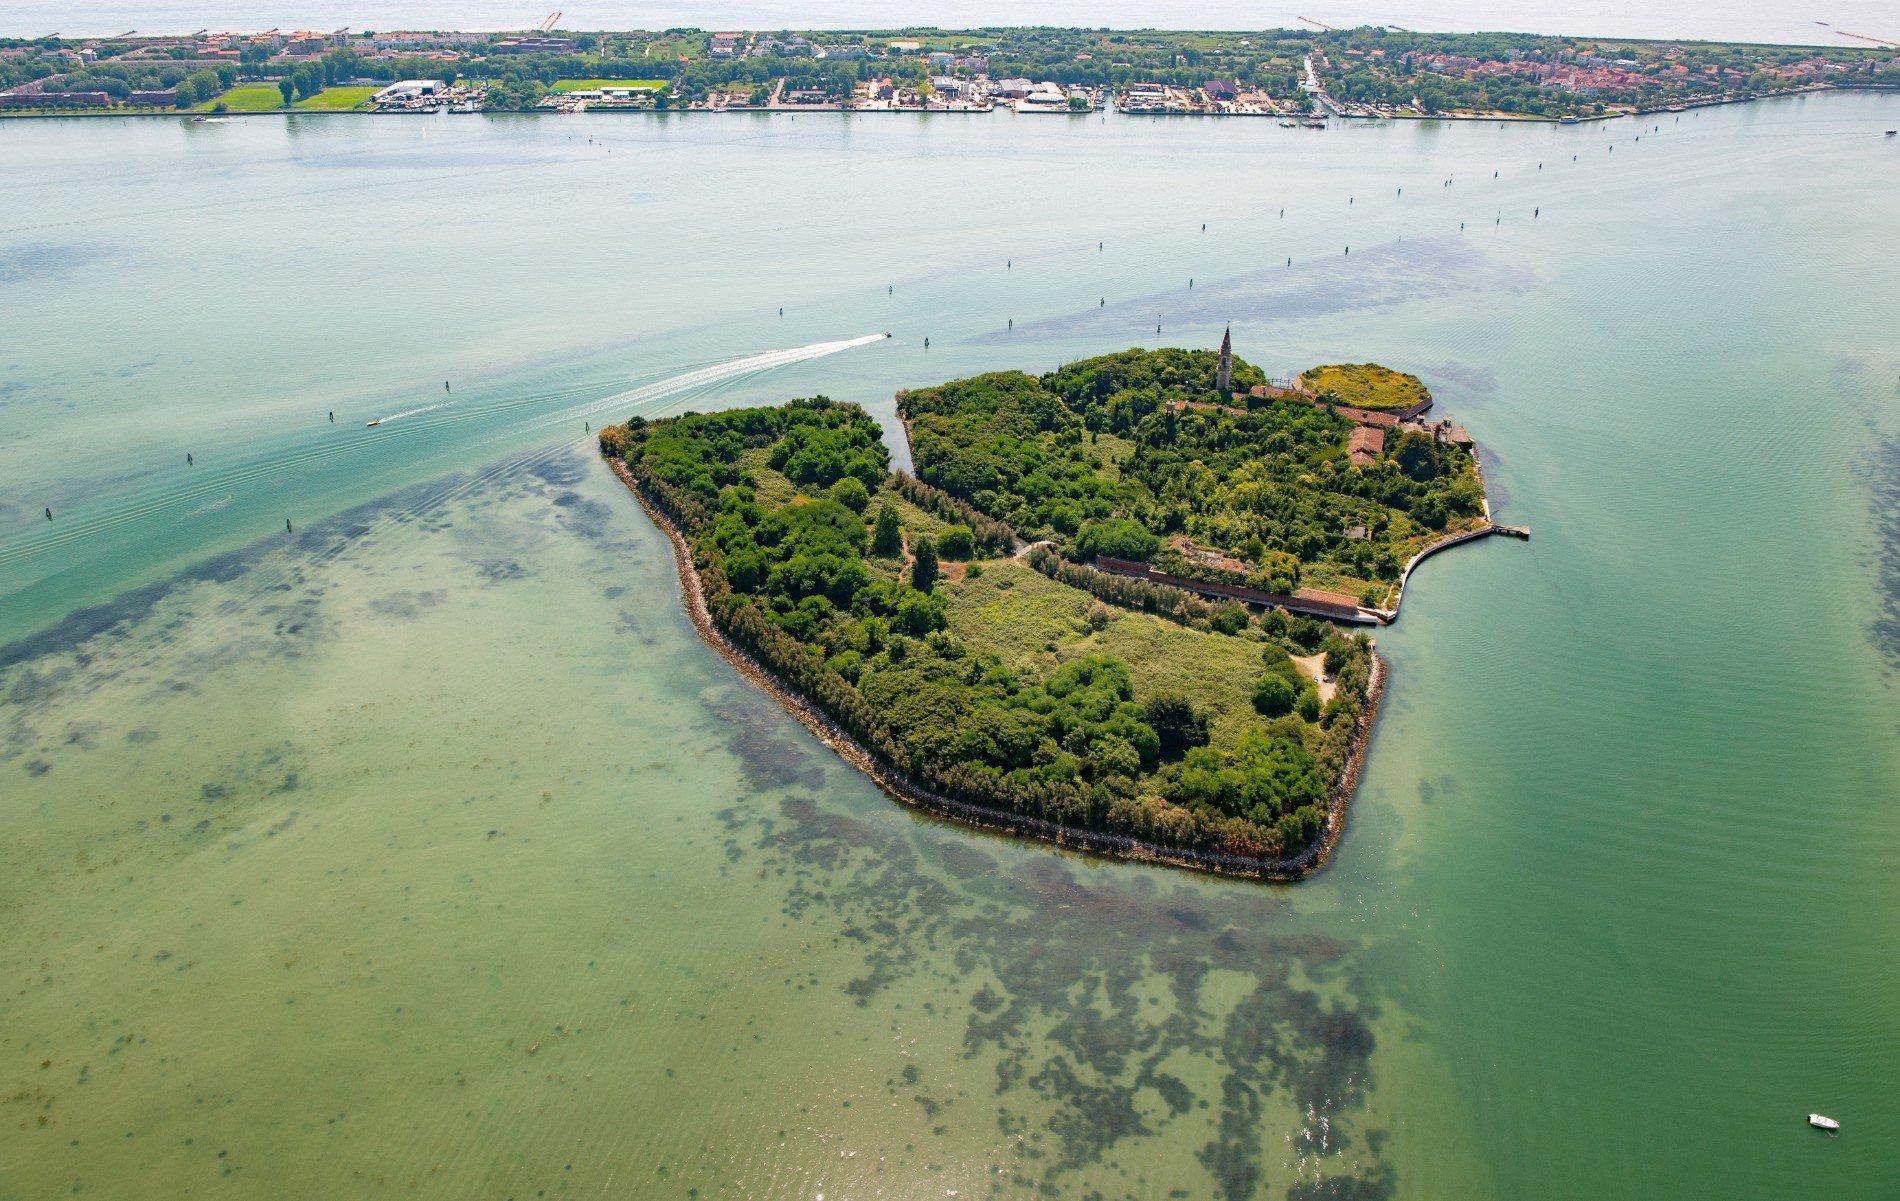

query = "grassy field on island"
[197,83,285,112]
[552,79,667,92]
[1302,362,1432,410]
[939,559,1302,744]
[295,86,378,110]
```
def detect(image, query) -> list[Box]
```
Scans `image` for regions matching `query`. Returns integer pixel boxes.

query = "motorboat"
[1809,1113,1840,1131]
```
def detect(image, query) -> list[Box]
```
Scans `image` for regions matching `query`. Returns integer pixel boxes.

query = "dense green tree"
[870,502,903,557]
[1244,550,1301,595]
[910,536,938,592]
[1252,673,1296,717]
[1141,693,1209,760]
[1296,686,1321,722]
[936,524,975,560]
[1161,729,1327,825]
[828,476,870,513]
[1077,517,1159,561]
[1390,430,1441,482]
[1209,604,1250,635]
[182,68,222,104]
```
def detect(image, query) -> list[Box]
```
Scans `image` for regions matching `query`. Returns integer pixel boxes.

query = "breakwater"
[1371,446,1529,620]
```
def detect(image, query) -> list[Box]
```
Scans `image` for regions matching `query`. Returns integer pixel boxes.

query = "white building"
[1015,82,1071,113]
[373,79,443,103]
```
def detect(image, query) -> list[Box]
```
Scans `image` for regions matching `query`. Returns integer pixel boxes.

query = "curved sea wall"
[1373,448,1528,621]
[607,454,1384,882]
[1378,526,1504,621]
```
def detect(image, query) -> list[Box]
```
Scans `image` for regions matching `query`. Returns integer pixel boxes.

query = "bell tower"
[1216,325,1232,395]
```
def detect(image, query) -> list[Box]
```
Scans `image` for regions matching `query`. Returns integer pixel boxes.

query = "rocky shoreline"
[607,453,1386,882]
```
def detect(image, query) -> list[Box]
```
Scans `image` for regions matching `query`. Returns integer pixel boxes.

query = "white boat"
[1809,1113,1840,1131]
[365,419,382,427]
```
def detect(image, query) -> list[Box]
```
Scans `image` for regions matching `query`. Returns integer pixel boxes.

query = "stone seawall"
[1376,526,1505,620]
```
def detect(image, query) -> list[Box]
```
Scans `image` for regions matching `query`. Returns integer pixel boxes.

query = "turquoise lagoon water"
[1,94,1896,1199]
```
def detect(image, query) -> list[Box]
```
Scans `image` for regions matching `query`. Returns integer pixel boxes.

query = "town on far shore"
[3,23,1895,121]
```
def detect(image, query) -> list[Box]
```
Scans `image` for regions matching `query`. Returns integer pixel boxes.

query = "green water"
[2,97,1895,1199]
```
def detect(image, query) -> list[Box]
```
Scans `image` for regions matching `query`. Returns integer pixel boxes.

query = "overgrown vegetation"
[901,347,1485,600]
[603,393,1379,864]
[1304,362,1431,412]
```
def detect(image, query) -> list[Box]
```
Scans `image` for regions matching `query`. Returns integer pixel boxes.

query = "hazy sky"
[6,0,1895,44]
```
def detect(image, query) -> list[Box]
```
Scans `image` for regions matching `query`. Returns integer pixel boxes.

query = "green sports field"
[197,83,286,112]
[295,86,378,111]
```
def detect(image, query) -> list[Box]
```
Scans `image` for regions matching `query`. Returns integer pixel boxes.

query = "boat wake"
[365,400,453,427]
[575,332,890,428]
[1,330,895,714]
[1,333,890,575]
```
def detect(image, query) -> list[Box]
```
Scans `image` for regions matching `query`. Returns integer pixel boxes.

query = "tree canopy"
[604,384,1381,867]
[901,347,1485,600]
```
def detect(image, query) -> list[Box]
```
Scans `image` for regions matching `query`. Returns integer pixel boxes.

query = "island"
[600,344,1511,878]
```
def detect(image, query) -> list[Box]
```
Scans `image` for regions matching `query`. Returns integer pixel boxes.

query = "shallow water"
[2,96,1897,1199]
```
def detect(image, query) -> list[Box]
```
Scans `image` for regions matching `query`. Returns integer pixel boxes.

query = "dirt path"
[1291,652,1336,703]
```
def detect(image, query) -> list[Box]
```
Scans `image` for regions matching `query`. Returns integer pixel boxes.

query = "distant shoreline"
[4,82,1888,123]
[0,23,1883,50]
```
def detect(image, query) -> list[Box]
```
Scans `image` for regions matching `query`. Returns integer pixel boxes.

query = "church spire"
[1216,325,1232,394]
